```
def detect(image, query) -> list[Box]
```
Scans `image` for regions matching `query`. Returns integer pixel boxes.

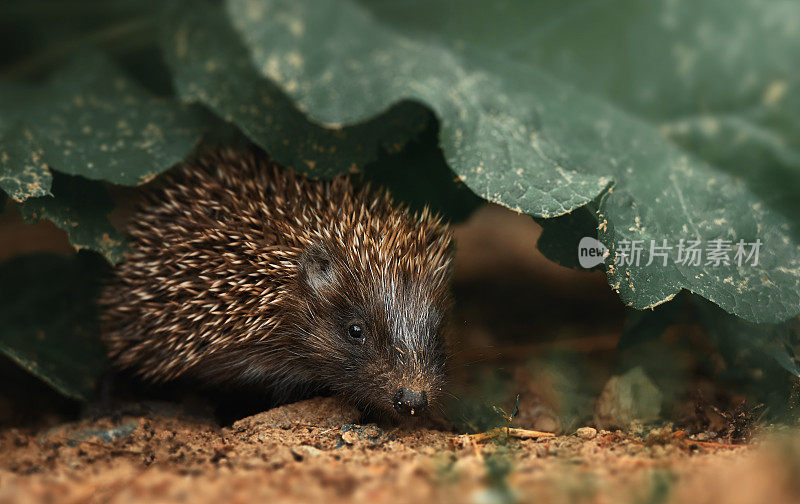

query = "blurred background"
[1,1,800,502]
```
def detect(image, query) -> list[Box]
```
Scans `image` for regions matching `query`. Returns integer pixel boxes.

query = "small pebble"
[291,445,322,460]
[341,430,359,445]
[576,427,597,440]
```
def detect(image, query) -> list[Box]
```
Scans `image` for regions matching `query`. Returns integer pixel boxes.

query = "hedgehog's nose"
[393,387,428,416]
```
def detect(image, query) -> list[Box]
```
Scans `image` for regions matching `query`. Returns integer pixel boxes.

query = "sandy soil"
[1,396,798,504]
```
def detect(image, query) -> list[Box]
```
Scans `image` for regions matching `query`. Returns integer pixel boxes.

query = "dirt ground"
[2,204,799,503]
[2,396,800,504]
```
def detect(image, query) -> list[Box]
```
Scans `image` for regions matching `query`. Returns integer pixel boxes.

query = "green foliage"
[0,51,203,192]
[3,0,798,321]
[0,252,109,400]
[223,0,613,215]
[19,172,128,264]
[0,0,798,399]
[0,122,52,201]
[222,0,800,323]
[161,0,433,178]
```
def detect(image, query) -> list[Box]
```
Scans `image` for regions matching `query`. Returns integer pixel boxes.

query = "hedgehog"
[100,149,455,418]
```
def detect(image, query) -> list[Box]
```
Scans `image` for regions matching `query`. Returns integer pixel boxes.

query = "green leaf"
[19,172,128,264]
[0,121,52,201]
[161,0,476,219]
[161,0,611,204]
[0,50,203,262]
[160,0,433,179]
[190,0,798,323]
[0,252,109,400]
[360,0,800,322]
[0,51,204,190]
[222,0,612,214]
[358,0,800,168]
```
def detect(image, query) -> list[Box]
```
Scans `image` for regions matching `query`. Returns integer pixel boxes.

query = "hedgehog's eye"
[347,323,366,344]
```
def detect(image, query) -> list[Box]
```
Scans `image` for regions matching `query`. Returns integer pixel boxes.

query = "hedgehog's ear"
[300,243,335,293]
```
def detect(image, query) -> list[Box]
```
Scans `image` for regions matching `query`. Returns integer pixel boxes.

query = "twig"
[673,430,746,450]
[463,427,555,444]
[469,437,483,458]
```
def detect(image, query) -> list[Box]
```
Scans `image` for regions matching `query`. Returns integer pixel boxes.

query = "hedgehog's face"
[295,243,451,420]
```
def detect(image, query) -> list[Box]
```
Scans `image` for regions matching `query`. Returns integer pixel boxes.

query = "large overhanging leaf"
[358,0,800,170]
[163,0,612,212]
[0,50,203,199]
[0,121,52,202]
[358,0,800,320]
[161,1,435,179]
[0,0,796,326]
[159,0,797,324]
[0,51,205,262]
[0,252,109,401]
[18,172,128,264]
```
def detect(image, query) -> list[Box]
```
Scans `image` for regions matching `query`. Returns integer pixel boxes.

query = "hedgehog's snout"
[392,387,428,416]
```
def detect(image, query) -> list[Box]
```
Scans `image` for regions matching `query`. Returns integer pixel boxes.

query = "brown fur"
[100,149,454,417]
